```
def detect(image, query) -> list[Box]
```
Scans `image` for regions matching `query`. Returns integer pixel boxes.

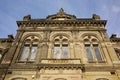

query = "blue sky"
[0,0,120,38]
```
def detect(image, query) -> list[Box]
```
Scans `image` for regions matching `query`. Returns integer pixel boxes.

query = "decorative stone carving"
[23,15,31,21]
[92,14,100,20]
[46,8,76,20]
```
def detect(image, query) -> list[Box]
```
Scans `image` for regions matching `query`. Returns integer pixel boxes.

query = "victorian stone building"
[0,8,120,80]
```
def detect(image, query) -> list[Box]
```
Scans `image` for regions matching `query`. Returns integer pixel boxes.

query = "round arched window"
[0,50,2,60]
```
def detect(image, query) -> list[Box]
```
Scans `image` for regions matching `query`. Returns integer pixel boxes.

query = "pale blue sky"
[0,0,120,38]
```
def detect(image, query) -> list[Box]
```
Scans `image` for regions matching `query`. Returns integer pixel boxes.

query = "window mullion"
[60,41,62,59]
[97,45,103,61]
[93,44,103,62]
[91,44,97,61]
[28,44,32,61]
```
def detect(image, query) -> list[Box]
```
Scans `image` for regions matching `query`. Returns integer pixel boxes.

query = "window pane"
[0,54,2,60]
[20,46,29,61]
[93,45,102,61]
[54,45,60,59]
[0,50,2,60]
[117,52,120,60]
[62,45,68,58]
[115,48,120,60]
[85,45,93,61]
[29,46,38,61]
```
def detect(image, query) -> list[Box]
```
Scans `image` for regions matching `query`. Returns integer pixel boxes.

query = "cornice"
[7,63,84,70]
[1,63,118,72]
[17,19,107,27]
[0,35,14,42]
[0,38,14,42]
[17,28,106,32]
[110,38,120,42]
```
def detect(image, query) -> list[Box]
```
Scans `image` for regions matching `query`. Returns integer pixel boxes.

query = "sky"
[0,0,120,38]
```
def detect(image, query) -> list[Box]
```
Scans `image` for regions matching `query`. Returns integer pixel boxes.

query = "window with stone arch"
[114,48,120,60]
[54,78,67,80]
[11,77,27,80]
[19,36,39,62]
[0,49,2,61]
[53,35,69,59]
[96,78,109,80]
[84,35,103,62]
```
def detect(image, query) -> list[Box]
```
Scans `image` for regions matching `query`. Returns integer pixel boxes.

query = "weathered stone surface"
[0,9,120,80]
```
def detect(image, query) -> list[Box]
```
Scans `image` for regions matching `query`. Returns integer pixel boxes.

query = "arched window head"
[53,35,69,59]
[11,77,27,80]
[0,49,2,60]
[62,39,68,42]
[84,38,89,42]
[114,48,120,60]
[54,78,67,80]
[92,38,97,42]
[54,39,60,42]
[84,36,103,62]
[96,78,109,80]
[19,36,39,62]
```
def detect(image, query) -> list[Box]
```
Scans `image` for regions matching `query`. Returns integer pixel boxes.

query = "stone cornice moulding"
[16,20,107,30]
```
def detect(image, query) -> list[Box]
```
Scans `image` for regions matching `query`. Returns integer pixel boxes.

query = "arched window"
[53,35,69,59]
[19,36,39,62]
[11,77,27,80]
[96,78,109,80]
[114,48,120,60]
[54,78,67,80]
[84,36,103,62]
[0,49,2,60]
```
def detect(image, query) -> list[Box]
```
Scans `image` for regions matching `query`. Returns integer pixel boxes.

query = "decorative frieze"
[17,20,106,28]
[40,59,81,64]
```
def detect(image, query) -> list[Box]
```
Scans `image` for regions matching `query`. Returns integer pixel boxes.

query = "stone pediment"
[46,8,76,20]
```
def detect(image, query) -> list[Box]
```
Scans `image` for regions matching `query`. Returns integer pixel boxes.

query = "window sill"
[88,61,96,63]
[16,61,35,63]
[98,60,106,63]
[88,60,106,63]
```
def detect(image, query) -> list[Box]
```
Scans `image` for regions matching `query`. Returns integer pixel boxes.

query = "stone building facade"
[0,8,120,80]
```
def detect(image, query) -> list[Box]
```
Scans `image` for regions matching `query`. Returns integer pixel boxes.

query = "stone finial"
[57,8,65,14]
[110,34,117,38]
[59,8,64,13]
[23,15,31,21]
[8,34,14,39]
[92,14,100,20]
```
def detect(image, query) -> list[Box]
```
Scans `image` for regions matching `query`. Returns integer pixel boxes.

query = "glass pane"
[0,50,2,60]
[117,52,120,60]
[54,45,60,59]
[29,46,38,61]
[20,46,29,61]
[62,45,68,58]
[85,45,93,61]
[115,48,120,60]
[93,45,102,61]
[0,54,2,60]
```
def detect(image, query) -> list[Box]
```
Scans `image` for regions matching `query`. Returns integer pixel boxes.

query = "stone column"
[100,43,112,64]
[41,43,48,59]
[47,42,53,58]
[106,42,119,63]
[2,31,24,64]
[69,43,74,58]
[36,43,42,64]
[74,43,81,58]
